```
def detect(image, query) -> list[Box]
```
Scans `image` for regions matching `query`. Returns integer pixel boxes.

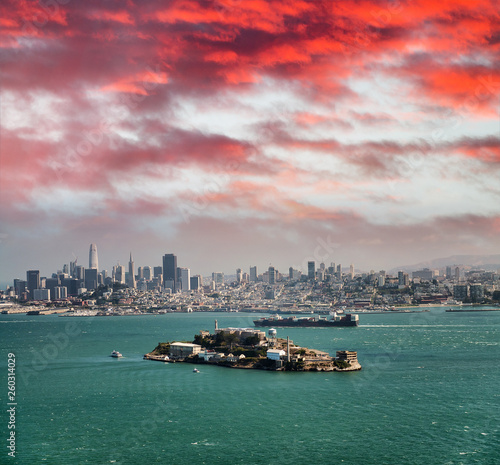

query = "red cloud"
[1,0,497,112]
[88,10,135,25]
[450,136,500,163]
[1,0,499,253]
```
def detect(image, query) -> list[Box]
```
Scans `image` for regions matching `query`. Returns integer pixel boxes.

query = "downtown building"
[26,270,40,300]
[308,261,315,280]
[128,253,136,289]
[89,243,98,269]
[163,253,178,291]
[179,267,191,292]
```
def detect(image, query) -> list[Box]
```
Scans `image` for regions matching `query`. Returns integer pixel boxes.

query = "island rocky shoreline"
[144,321,361,372]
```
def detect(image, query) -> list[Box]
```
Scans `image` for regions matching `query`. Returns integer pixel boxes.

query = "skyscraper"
[190,275,202,291]
[153,266,163,277]
[445,266,452,279]
[85,268,98,290]
[70,259,77,278]
[308,261,315,280]
[26,270,40,300]
[179,267,190,292]
[115,264,125,284]
[143,266,152,280]
[54,286,68,300]
[250,266,257,282]
[128,252,136,289]
[212,272,224,285]
[289,267,300,281]
[89,243,98,269]
[75,266,85,281]
[162,254,177,291]
[45,277,59,297]
[137,266,144,281]
[13,279,27,297]
[268,266,276,285]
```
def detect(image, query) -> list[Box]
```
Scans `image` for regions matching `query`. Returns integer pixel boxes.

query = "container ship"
[254,313,359,327]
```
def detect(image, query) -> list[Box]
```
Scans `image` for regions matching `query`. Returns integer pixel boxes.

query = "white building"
[179,267,191,292]
[267,349,286,361]
[169,343,201,357]
[33,288,50,301]
[198,350,217,361]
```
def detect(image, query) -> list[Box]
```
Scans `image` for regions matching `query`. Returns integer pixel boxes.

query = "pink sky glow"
[1,0,499,282]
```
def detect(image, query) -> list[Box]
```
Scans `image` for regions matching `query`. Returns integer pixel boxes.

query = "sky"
[1,0,499,285]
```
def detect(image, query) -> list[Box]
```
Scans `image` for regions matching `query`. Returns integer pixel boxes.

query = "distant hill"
[389,254,500,274]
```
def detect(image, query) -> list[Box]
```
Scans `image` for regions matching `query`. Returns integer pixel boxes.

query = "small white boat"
[193,368,200,373]
[110,350,123,358]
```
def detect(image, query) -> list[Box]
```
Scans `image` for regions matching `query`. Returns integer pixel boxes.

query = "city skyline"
[6,242,500,290]
[1,1,499,289]
[7,241,497,305]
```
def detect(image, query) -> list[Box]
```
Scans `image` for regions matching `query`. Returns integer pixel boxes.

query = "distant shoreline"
[1,302,499,316]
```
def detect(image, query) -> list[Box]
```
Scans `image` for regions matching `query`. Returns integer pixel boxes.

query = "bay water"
[1,308,499,464]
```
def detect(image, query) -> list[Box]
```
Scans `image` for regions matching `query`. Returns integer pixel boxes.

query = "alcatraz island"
[144,320,361,372]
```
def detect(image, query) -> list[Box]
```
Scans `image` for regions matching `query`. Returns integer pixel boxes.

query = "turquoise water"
[1,309,499,464]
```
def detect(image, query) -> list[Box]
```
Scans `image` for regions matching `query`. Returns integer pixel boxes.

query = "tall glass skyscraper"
[308,261,315,280]
[89,243,98,269]
[162,253,177,291]
[26,270,40,300]
[85,268,98,290]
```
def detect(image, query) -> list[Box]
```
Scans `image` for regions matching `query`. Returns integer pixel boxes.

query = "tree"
[215,332,226,346]
[225,333,239,350]
[244,335,260,346]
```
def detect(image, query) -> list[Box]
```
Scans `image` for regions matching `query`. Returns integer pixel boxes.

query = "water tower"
[268,328,277,348]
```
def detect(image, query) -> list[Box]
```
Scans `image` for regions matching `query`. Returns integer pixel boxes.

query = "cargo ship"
[254,313,359,327]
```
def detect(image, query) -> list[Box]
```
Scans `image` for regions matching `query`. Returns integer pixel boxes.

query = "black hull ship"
[254,313,359,327]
